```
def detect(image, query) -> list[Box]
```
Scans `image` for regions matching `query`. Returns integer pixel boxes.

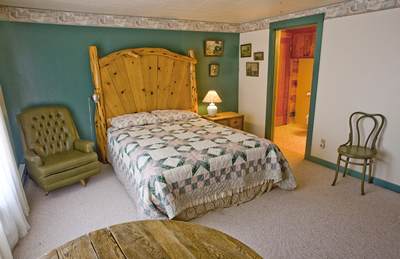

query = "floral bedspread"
[107,118,297,219]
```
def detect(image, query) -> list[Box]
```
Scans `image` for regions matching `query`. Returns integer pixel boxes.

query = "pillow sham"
[108,112,159,128]
[151,109,200,122]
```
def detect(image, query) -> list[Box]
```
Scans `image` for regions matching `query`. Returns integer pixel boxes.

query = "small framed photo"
[209,64,219,77]
[254,52,264,60]
[205,39,224,57]
[241,43,252,57]
[246,62,259,77]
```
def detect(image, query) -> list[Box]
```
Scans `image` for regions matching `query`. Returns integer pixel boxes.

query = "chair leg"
[368,159,374,184]
[80,179,87,187]
[361,159,367,195]
[45,191,50,196]
[342,157,350,177]
[332,154,341,186]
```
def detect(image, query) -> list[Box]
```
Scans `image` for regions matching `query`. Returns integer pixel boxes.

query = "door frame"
[275,30,292,127]
[265,14,324,160]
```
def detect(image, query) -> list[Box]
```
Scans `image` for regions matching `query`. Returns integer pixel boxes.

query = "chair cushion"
[338,145,376,159]
[38,150,99,177]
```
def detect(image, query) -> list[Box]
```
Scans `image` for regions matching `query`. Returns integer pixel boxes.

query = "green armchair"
[17,106,101,195]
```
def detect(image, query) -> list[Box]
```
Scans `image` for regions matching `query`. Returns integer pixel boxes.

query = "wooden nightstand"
[202,112,244,131]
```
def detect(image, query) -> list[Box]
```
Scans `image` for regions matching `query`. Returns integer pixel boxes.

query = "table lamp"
[202,90,222,117]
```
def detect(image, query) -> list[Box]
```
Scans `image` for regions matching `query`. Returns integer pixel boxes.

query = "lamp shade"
[202,90,222,103]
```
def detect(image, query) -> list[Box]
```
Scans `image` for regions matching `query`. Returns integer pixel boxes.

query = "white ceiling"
[0,0,348,23]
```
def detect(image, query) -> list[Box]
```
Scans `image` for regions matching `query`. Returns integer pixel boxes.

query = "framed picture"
[254,52,264,60]
[246,62,259,77]
[209,64,219,77]
[205,39,224,57]
[241,43,251,57]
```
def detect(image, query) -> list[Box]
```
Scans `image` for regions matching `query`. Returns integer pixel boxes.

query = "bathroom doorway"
[273,25,316,155]
[265,14,324,159]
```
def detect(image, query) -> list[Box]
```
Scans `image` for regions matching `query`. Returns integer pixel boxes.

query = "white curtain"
[0,105,30,259]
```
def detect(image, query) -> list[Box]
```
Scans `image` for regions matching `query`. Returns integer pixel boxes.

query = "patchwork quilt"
[107,118,297,219]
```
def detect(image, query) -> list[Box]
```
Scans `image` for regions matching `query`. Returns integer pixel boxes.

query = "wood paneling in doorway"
[275,30,292,126]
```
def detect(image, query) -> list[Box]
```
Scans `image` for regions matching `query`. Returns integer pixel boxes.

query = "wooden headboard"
[89,46,198,163]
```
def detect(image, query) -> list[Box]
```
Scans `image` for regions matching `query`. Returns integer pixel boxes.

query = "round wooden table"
[39,220,262,258]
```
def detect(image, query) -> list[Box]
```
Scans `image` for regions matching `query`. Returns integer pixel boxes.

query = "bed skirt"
[174,180,272,221]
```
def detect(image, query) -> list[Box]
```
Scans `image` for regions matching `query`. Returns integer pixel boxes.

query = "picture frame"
[246,62,259,77]
[254,52,264,60]
[205,39,224,57]
[241,43,252,57]
[209,64,219,77]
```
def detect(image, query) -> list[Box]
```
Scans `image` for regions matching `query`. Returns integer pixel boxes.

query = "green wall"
[0,21,239,164]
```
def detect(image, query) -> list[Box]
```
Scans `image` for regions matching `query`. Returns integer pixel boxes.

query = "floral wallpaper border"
[241,0,400,32]
[0,0,399,33]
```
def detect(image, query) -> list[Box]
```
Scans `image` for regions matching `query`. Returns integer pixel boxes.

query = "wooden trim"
[309,155,400,194]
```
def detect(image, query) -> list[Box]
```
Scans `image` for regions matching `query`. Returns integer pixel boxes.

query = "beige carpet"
[12,147,400,259]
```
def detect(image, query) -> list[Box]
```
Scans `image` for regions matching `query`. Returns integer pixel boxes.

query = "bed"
[89,46,296,220]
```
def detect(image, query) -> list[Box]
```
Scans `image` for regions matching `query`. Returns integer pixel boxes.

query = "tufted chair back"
[18,106,79,157]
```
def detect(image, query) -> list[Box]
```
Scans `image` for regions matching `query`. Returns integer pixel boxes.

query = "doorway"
[274,25,316,155]
[265,14,324,160]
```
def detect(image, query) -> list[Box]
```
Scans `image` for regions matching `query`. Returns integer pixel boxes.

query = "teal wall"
[0,21,239,164]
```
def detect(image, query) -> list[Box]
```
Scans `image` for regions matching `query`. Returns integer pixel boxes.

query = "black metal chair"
[332,112,385,195]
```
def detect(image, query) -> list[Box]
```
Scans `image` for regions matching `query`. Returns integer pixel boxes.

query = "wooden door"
[275,30,292,126]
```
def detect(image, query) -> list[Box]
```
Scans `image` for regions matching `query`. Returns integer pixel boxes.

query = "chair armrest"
[24,150,43,167]
[75,139,94,153]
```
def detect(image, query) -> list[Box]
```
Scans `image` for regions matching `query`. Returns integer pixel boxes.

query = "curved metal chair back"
[346,112,385,152]
[332,112,385,195]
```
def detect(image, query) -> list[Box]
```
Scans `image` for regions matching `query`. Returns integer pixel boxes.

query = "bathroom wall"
[295,58,313,125]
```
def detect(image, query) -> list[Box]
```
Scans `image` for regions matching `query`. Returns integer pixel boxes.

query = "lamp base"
[207,103,218,117]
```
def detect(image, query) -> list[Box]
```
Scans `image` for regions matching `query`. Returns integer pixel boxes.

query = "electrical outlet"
[320,139,326,149]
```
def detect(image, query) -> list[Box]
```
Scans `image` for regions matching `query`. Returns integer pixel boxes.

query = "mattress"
[107,117,297,220]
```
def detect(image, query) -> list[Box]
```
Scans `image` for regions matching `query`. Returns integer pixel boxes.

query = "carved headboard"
[89,46,198,163]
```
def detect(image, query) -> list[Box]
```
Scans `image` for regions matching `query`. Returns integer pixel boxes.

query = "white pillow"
[151,109,200,122]
[108,112,159,128]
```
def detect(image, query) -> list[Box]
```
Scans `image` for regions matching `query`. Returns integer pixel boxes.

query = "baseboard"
[308,156,400,194]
